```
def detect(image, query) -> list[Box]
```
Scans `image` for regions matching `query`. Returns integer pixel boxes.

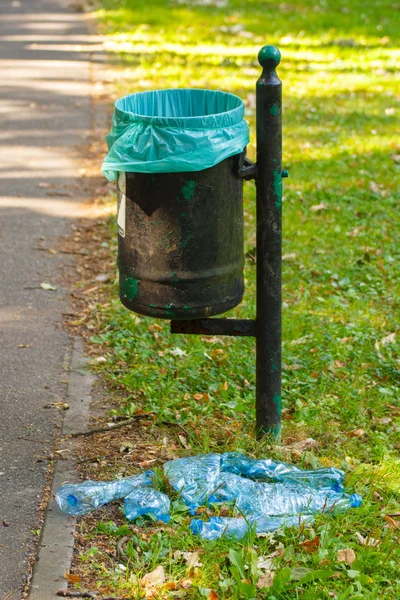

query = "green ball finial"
[258,46,281,73]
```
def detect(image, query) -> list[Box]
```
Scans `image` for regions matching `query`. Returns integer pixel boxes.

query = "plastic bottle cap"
[67,494,78,508]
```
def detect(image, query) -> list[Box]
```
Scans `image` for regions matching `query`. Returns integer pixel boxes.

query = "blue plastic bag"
[102,89,249,181]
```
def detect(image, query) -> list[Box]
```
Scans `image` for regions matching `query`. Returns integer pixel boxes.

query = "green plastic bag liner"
[102,88,249,181]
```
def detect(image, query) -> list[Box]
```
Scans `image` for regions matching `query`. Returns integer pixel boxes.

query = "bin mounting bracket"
[170,318,256,338]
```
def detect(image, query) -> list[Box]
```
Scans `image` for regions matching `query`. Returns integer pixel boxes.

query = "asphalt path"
[0,0,95,596]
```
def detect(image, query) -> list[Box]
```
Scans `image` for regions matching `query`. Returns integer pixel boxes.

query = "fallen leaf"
[37,182,51,188]
[178,434,191,449]
[337,548,356,565]
[208,590,219,600]
[90,356,107,364]
[348,429,365,438]
[257,570,275,589]
[257,557,273,570]
[173,550,203,568]
[369,181,380,194]
[119,441,135,453]
[40,282,56,291]
[282,252,296,261]
[18,344,32,348]
[376,416,392,425]
[383,515,399,529]
[141,565,166,587]
[170,347,187,357]
[163,582,176,590]
[310,202,328,211]
[223,381,229,390]
[193,393,204,400]
[287,438,317,451]
[299,536,320,553]
[65,571,81,583]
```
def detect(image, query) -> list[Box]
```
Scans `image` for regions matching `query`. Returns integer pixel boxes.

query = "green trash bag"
[102,88,249,181]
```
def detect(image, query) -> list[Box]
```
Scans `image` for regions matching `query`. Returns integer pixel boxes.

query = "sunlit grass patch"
[72,0,400,596]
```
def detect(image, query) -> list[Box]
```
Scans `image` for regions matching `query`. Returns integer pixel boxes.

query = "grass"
[72,0,400,597]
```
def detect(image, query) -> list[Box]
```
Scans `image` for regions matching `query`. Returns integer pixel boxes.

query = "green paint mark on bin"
[120,275,139,300]
[182,180,196,201]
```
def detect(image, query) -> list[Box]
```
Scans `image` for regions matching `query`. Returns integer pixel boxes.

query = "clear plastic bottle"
[190,515,315,540]
[233,479,362,519]
[164,453,221,512]
[56,471,154,516]
[124,488,171,523]
[221,452,344,491]
[190,516,249,540]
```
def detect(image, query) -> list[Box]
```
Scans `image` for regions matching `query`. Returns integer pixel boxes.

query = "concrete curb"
[28,339,94,600]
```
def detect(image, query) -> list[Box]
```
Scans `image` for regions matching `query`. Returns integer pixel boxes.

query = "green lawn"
[76,0,400,597]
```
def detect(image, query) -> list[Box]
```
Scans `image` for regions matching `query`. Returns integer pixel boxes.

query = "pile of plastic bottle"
[56,452,361,540]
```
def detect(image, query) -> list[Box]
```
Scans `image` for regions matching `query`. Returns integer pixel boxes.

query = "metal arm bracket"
[238,154,257,180]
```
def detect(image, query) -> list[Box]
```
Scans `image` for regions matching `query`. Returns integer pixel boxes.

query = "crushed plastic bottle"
[190,514,314,541]
[125,488,171,523]
[56,471,154,516]
[56,452,361,538]
[232,478,362,519]
[220,452,344,491]
[163,453,349,511]
[164,453,221,512]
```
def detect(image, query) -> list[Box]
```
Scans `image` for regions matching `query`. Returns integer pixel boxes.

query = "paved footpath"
[0,0,97,596]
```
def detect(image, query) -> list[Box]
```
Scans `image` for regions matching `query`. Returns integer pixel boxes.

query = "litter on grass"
[56,452,361,539]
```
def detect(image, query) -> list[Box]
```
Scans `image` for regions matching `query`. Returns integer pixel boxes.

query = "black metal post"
[170,46,285,440]
[255,46,283,439]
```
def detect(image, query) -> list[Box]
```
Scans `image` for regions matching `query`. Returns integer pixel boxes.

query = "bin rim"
[113,88,245,130]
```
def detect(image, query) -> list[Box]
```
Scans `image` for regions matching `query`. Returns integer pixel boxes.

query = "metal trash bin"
[103,88,250,320]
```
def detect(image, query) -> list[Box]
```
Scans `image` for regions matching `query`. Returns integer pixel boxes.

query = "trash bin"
[102,88,250,320]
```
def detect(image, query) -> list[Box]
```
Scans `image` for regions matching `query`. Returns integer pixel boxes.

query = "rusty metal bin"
[117,155,245,320]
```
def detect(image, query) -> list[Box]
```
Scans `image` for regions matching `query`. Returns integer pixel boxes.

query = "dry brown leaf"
[257,570,275,589]
[163,582,176,590]
[180,578,193,589]
[223,381,229,390]
[173,550,203,569]
[287,438,317,451]
[337,548,356,565]
[348,428,365,438]
[383,515,399,529]
[178,434,191,449]
[65,571,81,583]
[208,591,219,600]
[193,393,203,400]
[299,536,320,553]
[141,565,166,587]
